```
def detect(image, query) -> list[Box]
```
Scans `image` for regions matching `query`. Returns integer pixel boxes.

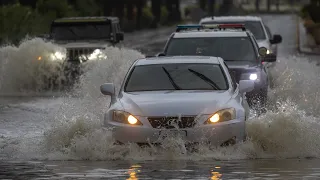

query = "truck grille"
[66,48,98,61]
[148,116,196,129]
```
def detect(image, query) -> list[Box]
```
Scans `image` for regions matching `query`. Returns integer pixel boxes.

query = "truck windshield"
[165,37,257,62]
[50,23,112,40]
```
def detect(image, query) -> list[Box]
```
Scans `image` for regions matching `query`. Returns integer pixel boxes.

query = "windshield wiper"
[188,68,221,90]
[66,28,81,39]
[162,67,181,90]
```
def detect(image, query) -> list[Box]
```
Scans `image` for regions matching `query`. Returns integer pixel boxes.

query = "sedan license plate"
[159,130,187,139]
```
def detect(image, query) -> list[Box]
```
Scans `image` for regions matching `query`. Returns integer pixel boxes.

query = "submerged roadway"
[0,14,320,179]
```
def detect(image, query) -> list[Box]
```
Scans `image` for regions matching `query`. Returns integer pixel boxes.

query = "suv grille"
[231,69,243,83]
[148,116,196,129]
[66,48,97,61]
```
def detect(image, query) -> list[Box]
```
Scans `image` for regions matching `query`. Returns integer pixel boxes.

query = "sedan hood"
[256,40,271,49]
[120,90,232,117]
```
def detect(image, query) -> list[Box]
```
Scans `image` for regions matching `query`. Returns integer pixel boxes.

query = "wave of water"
[0,39,320,161]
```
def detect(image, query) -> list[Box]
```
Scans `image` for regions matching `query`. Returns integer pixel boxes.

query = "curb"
[296,16,320,56]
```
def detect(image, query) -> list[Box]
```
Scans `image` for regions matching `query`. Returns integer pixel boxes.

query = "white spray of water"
[0,38,67,94]
[0,39,320,161]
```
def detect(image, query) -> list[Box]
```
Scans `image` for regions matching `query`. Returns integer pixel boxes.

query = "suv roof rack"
[176,24,246,32]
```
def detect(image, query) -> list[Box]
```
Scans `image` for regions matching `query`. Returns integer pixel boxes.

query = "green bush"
[160,6,169,25]
[0,1,181,44]
[36,0,78,18]
[0,4,41,44]
[140,6,154,28]
[301,1,320,23]
[71,0,101,16]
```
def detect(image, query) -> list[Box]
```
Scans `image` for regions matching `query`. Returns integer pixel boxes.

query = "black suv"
[157,24,277,107]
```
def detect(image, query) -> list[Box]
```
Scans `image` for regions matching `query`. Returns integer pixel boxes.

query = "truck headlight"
[88,49,107,60]
[49,51,66,61]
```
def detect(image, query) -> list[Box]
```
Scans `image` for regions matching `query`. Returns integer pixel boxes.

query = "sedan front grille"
[66,48,97,61]
[148,116,196,129]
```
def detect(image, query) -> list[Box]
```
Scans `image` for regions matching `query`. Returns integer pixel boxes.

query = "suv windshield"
[202,21,266,40]
[50,23,111,40]
[165,37,257,61]
[125,63,228,92]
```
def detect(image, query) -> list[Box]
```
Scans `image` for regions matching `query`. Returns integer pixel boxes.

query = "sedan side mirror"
[263,53,277,62]
[116,32,124,41]
[156,52,166,57]
[270,34,282,44]
[100,83,115,96]
[239,80,254,94]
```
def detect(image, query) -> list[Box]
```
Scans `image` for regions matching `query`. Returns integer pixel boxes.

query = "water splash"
[0,39,320,161]
[0,38,66,94]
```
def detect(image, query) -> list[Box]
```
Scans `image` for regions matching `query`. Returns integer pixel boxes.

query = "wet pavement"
[1,159,320,179]
[1,14,320,179]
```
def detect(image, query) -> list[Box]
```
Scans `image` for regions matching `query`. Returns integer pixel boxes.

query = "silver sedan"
[100,56,254,146]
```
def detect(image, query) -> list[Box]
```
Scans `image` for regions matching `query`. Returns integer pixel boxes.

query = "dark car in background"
[158,24,276,107]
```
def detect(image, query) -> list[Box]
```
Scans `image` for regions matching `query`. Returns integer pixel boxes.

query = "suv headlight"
[249,73,258,80]
[241,72,260,81]
[205,108,236,124]
[112,110,142,125]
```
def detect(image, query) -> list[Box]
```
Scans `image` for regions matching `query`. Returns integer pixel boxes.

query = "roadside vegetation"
[300,0,320,45]
[0,0,180,45]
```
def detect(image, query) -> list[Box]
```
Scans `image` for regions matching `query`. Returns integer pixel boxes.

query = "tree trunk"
[115,0,125,26]
[199,0,206,11]
[208,0,215,16]
[255,0,260,11]
[127,1,134,21]
[267,0,271,12]
[151,0,161,28]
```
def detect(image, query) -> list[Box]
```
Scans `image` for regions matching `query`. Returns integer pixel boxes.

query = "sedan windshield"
[202,21,266,40]
[165,37,256,61]
[125,63,228,92]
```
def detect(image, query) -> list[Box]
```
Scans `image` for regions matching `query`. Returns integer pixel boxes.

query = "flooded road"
[1,159,320,179]
[1,14,320,179]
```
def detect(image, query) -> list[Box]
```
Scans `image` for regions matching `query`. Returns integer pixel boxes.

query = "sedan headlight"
[112,110,142,125]
[205,108,236,124]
